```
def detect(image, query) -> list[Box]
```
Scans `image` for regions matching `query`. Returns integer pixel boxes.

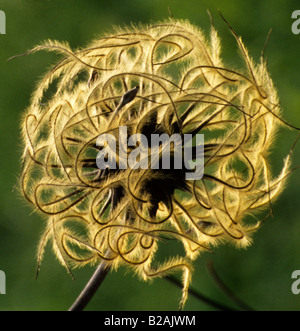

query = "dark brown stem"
[68,261,111,311]
[69,187,120,312]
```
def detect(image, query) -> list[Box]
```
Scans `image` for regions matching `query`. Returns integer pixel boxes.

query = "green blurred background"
[0,0,300,311]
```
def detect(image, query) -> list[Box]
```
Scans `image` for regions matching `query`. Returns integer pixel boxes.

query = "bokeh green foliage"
[0,0,300,311]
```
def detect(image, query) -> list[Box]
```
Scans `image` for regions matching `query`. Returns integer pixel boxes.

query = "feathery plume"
[19,19,295,309]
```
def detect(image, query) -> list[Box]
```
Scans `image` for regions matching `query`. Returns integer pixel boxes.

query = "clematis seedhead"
[19,19,293,309]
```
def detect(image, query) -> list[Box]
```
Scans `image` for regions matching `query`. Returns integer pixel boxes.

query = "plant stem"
[69,188,118,312]
[68,261,111,311]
